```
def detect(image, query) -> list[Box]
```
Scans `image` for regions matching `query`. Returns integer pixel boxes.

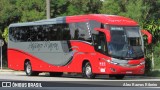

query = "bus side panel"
[8,49,26,71]
[8,48,54,71]
[7,48,68,72]
[8,40,107,73]
[69,41,99,73]
[8,47,84,73]
[32,40,97,73]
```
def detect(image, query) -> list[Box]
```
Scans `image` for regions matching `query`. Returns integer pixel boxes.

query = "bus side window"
[49,25,57,41]
[49,24,71,41]
[13,27,21,42]
[62,25,71,40]
[9,23,72,42]
[74,29,79,40]
[76,22,91,41]
[69,23,77,40]
[9,27,16,42]
[69,22,91,42]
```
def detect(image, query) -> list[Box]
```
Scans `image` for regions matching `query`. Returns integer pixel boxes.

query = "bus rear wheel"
[83,62,95,79]
[25,61,39,76]
[50,72,63,77]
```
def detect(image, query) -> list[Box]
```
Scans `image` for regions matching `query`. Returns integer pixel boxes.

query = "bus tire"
[82,62,95,79]
[50,72,63,77]
[25,61,39,76]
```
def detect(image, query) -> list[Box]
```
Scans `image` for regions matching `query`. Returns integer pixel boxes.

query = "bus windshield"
[108,26,144,59]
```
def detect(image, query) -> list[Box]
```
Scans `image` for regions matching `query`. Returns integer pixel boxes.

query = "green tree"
[0,0,46,43]
[0,0,20,33]
[100,0,149,24]
[50,0,102,17]
[0,0,20,67]
[16,0,46,22]
[2,27,8,43]
[50,0,70,17]
[100,0,123,15]
[0,0,46,67]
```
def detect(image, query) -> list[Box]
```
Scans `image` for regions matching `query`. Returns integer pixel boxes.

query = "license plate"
[100,68,105,72]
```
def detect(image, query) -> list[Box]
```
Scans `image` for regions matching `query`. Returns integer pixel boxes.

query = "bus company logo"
[28,41,59,51]
[2,82,11,87]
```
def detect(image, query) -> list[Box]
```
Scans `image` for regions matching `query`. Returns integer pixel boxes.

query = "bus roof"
[9,14,138,27]
[9,16,66,27]
[66,14,138,26]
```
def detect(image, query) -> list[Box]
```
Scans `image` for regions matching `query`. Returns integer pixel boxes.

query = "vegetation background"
[0,0,160,75]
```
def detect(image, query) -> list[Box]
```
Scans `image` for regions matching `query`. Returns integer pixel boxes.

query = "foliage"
[145,57,152,74]
[2,27,8,43]
[0,0,46,42]
[152,43,160,69]
[143,19,160,44]
[100,0,125,15]
[146,70,160,77]
[0,0,20,32]
[50,0,102,17]
[100,0,150,24]
[50,0,70,17]
[16,0,46,22]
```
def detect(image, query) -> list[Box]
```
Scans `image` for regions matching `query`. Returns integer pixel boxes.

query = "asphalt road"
[0,71,160,88]
[0,71,160,81]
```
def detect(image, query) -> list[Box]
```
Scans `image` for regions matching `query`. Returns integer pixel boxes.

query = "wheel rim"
[26,63,31,74]
[85,65,92,77]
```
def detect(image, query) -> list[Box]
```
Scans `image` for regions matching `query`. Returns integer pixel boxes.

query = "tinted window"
[9,24,71,42]
[69,22,91,42]
[89,20,101,34]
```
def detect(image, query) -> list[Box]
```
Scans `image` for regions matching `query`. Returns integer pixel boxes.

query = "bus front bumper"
[97,63,145,75]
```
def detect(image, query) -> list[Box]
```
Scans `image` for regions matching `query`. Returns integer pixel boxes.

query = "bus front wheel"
[25,61,39,76]
[82,62,95,79]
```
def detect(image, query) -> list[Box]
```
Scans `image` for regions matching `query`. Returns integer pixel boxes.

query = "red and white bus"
[8,14,152,79]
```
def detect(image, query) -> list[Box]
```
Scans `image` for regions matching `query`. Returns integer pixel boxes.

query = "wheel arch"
[82,60,90,72]
[24,59,30,70]
[82,59,96,79]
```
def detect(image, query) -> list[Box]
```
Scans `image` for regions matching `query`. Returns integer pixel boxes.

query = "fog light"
[110,68,116,72]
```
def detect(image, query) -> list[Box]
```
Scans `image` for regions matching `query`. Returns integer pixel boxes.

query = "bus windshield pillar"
[94,28,111,42]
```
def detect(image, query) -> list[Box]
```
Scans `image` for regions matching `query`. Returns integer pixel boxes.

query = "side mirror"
[94,28,111,42]
[141,30,152,44]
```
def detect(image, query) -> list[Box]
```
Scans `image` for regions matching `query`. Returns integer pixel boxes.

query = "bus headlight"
[101,58,119,65]
[106,60,118,65]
